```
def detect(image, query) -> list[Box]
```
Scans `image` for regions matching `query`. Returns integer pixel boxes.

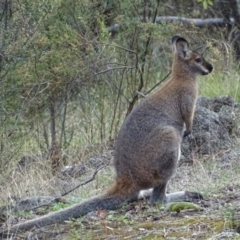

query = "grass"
[199,67,240,101]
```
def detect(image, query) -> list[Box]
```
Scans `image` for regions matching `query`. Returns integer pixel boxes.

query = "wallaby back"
[0,36,212,237]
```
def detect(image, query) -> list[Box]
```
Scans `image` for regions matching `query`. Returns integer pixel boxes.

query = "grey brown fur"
[0,36,212,237]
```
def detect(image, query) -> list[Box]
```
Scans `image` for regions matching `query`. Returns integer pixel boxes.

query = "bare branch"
[92,66,135,77]
[136,91,146,98]
[136,71,171,98]
[145,71,171,95]
[11,162,111,212]
[61,162,110,197]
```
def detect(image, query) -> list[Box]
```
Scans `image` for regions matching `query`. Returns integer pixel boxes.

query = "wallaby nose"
[208,64,213,72]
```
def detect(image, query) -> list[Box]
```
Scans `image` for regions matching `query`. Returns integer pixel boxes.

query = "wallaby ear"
[172,36,189,58]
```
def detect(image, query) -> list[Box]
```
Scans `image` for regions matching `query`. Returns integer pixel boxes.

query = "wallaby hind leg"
[149,143,179,204]
[143,126,203,204]
[140,126,181,203]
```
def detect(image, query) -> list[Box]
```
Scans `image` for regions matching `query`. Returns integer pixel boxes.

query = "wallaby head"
[172,36,213,77]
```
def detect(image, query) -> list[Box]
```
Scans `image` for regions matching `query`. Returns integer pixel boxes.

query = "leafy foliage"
[197,0,213,9]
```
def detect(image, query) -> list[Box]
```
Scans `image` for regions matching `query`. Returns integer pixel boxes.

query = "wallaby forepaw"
[185,191,203,201]
[184,132,195,142]
[183,130,191,138]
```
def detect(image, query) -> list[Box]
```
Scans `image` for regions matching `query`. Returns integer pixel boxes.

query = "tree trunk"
[49,101,62,175]
[228,0,240,60]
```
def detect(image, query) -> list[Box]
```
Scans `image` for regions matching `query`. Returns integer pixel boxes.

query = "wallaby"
[0,36,212,237]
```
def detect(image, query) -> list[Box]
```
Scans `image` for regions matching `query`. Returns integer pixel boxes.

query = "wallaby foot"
[166,191,203,203]
[138,189,203,203]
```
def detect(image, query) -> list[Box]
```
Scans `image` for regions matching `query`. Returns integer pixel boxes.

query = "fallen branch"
[155,16,234,27]
[108,17,235,33]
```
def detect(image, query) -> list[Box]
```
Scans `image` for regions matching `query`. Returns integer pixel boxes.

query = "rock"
[181,96,240,159]
[58,164,87,179]
[12,196,65,212]
[0,196,65,219]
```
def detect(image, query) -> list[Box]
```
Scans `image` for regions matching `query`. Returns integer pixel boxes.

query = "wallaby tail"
[0,194,126,238]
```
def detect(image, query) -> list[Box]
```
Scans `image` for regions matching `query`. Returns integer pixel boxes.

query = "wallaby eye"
[195,58,202,63]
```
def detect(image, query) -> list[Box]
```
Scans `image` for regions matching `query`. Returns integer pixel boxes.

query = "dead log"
[108,17,235,33]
